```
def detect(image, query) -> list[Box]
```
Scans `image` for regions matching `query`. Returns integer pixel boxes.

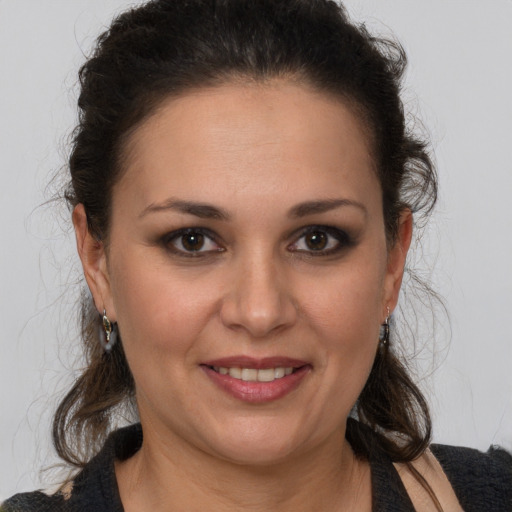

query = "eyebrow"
[289,198,367,218]
[139,199,231,220]
[139,197,366,220]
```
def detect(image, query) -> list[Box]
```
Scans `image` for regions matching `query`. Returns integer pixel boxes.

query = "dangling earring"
[100,309,117,353]
[379,307,390,351]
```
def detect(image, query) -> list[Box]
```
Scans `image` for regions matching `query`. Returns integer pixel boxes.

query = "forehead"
[115,81,379,212]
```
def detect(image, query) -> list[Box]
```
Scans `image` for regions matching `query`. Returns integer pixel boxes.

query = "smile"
[201,358,310,403]
[211,366,294,382]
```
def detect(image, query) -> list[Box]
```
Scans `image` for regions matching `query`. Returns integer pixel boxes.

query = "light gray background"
[1,0,511,499]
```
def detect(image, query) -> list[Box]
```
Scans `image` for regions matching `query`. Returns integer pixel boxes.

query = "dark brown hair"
[55,0,437,471]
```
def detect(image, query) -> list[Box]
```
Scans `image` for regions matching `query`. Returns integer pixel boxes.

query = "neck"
[115,421,371,512]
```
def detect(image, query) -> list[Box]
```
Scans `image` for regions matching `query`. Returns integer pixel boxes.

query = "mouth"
[208,366,295,382]
[200,357,310,403]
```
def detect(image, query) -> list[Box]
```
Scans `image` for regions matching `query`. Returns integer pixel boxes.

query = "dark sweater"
[3,423,511,511]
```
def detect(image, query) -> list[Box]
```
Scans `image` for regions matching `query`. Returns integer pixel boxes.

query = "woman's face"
[78,82,410,464]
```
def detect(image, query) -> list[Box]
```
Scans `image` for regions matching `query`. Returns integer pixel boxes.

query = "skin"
[74,81,413,511]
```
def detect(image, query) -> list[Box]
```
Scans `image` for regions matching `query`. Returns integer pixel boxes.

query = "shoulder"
[431,443,512,511]
[1,490,68,512]
[2,424,141,512]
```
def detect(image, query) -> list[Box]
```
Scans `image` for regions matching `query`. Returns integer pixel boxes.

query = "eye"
[164,228,223,256]
[288,226,351,255]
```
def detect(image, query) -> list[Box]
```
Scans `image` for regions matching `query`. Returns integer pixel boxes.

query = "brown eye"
[181,232,205,251]
[164,228,223,256]
[288,226,352,256]
[305,231,328,250]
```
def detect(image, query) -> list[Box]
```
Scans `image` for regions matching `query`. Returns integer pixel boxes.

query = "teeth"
[214,366,296,382]
[241,368,258,381]
[229,367,242,379]
[258,368,275,382]
[274,367,285,379]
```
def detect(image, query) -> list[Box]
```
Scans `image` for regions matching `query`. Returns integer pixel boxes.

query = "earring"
[379,307,390,350]
[100,309,117,353]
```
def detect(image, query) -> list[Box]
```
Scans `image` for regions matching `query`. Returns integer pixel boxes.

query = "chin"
[215,439,299,467]
[200,417,314,467]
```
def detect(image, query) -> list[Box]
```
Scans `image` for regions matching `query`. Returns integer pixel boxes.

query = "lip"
[202,356,309,369]
[200,356,311,403]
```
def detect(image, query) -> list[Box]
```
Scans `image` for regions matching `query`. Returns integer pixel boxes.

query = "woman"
[3,0,511,510]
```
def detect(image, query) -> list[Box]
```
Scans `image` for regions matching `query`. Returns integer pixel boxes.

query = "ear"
[72,204,116,321]
[382,209,413,317]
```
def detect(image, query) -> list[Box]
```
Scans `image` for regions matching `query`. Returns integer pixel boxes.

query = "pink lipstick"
[201,356,311,403]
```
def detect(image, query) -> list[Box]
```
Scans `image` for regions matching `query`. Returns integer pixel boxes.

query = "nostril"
[218,268,298,338]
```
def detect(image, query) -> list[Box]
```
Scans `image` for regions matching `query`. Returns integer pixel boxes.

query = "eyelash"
[161,228,224,258]
[288,225,353,256]
[160,225,353,258]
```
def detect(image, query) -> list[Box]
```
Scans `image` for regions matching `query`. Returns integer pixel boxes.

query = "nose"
[219,253,298,338]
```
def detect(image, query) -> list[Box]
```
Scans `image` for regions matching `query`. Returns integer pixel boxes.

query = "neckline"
[80,421,415,512]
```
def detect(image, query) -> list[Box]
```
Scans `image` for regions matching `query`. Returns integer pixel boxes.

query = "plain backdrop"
[1,0,511,499]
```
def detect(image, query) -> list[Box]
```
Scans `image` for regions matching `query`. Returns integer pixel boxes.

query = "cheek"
[108,250,221,359]
[300,261,385,336]
[298,259,385,382]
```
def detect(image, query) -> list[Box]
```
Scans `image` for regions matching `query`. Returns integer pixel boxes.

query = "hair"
[55,0,438,475]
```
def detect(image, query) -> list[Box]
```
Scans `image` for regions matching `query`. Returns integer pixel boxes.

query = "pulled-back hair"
[55,0,437,468]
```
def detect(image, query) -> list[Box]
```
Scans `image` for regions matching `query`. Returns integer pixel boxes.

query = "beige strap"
[393,449,464,512]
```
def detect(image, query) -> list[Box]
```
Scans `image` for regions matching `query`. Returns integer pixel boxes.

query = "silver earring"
[379,307,390,350]
[100,309,117,353]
